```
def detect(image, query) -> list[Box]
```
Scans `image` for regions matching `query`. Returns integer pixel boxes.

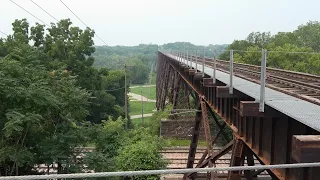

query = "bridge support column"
[228,138,245,180]
[291,135,320,180]
[184,99,202,180]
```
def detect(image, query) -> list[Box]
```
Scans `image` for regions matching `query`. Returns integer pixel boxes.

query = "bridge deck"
[168,54,320,131]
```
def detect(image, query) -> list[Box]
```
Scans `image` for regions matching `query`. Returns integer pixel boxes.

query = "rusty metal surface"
[184,54,320,104]
[158,52,320,180]
[291,135,320,163]
[169,54,320,132]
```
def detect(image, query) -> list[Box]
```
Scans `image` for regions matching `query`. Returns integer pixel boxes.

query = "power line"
[0,30,8,36]
[30,0,58,22]
[9,0,49,26]
[59,0,108,46]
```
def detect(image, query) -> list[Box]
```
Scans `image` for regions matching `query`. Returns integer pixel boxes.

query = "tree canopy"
[0,18,146,176]
[93,44,158,84]
[219,21,320,75]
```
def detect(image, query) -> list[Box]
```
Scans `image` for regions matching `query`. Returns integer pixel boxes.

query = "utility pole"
[124,64,128,130]
[141,88,144,126]
[124,64,134,129]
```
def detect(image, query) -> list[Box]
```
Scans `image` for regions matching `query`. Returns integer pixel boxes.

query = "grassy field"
[165,139,207,147]
[129,101,156,116]
[130,86,156,100]
[150,72,156,84]
[132,116,152,126]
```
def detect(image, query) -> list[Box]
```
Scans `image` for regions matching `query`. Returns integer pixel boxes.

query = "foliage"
[160,42,228,57]
[84,118,126,172]
[0,58,89,175]
[0,18,128,176]
[145,108,170,136]
[0,18,170,177]
[93,43,227,85]
[116,128,167,180]
[219,21,320,75]
[93,45,157,84]
[132,117,152,126]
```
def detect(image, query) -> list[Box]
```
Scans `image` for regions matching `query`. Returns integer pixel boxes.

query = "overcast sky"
[0,0,319,46]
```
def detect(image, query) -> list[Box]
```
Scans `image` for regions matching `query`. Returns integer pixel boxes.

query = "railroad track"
[186,55,320,106]
[161,146,269,179]
[161,147,231,170]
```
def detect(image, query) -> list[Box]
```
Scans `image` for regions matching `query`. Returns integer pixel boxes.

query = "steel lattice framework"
[156,51,320,180]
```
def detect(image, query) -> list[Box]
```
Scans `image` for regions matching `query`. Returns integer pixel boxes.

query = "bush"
[116,140,167,180]
[145,107,170,136]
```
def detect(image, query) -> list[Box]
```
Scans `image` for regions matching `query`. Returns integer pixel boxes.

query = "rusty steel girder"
[157,52,320,180]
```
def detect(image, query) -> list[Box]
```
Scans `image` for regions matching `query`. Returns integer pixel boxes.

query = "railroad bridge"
[156,50,320,180]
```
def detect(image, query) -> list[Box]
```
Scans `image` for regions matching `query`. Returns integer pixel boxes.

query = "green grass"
[165,139,207,147]
[129,101,156,116]
[150,72,156,84]
[132,116,152,126]
[130,86,156,100]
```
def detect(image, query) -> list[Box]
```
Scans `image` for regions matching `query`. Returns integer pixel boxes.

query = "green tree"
[0,18,128,176]
[116,128,167,180]
[12,19,29,44]
[0,57,89,175]
[295,21,320,51]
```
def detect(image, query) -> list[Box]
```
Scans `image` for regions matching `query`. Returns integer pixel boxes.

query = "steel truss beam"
[157,52,320,180]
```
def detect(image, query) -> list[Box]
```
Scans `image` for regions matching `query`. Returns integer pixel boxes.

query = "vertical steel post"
[184,46,186,64]
[195,50,198,71]
[213,54,216,84]
[176,51,178,61]
[183,51,184,64]
[190,51,193,67]
[259,49,267,112]
[229,50,234,94]
[202,47,205,77]
[187,50,189,67]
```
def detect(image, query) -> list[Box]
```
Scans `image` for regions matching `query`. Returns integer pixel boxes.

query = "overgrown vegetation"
[93,45,157,84]
[219,21,320,75]
[160,42,228,57]
[0,19,165,178]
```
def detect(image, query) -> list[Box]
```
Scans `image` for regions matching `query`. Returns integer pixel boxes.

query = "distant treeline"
[160,42,229,57]
[219,21,320,75]
[93,43,228,84]
[93,44,158,84]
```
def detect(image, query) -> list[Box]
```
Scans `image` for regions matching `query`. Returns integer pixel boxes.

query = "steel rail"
[184,54,320,105]
[215,59,320,88]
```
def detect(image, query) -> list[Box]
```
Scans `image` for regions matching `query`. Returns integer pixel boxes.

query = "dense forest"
[219,21,320,75]
[93,45,158,84]
[159,42,228,57]
[92,43,228,85]
[0,19,166,179]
